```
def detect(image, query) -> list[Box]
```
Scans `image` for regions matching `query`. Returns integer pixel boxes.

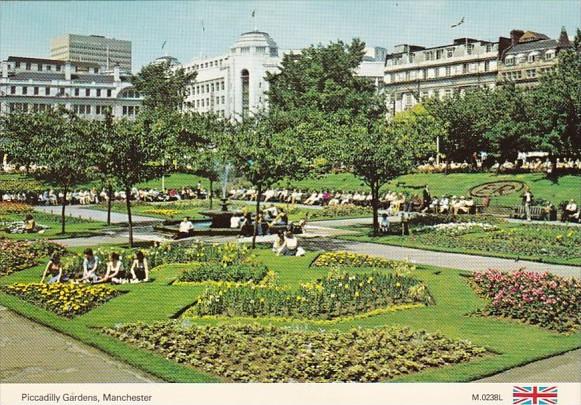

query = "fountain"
[200,164,240,229]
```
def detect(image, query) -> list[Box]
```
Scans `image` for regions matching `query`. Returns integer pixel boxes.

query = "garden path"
[0,306,158,383]
[34,205,161,224]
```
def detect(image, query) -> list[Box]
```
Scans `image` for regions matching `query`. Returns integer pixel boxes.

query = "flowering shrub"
[414,222,498,236]
[0,239,65,277]
[187,271,432,320]
[312,251,414,273]
[472,269,581,332]
[0,202,33,216]
[2,282,120,317]
[142,208,180,218]
[408,214,503,228]
[311,204,372,219]
[177,263,270,283]
[104,322,486,382]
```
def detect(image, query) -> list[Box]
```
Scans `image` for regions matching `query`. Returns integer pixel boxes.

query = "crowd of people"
[40,248,150,285]
[416,156,581,174]
[229,205,306,237]
[272,230,305,257]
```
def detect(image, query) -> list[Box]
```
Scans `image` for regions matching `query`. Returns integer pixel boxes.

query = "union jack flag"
[513,386,558,405]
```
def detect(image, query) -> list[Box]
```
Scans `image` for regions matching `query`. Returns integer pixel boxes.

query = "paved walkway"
[478,349,581,382]
[34,205,160,224]
[0,306,157,383]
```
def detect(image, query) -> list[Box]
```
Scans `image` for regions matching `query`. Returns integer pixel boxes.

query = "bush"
[311,205,372,219]
[312,251,414,273]
[177,263,270,283]
[472,269,581,332]
[2,282,120,317]
[0,202,33,216]
[0,239,65,277]
[104,322,486,382]
[187,270,432,320]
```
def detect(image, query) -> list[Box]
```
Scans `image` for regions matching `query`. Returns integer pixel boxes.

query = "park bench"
[511,205,548,220]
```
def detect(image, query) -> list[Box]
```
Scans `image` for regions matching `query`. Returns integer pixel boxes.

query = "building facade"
[383,38,500,115]
[497,28,572,88]
[0,56,142,118]
[51,34,132,72]
[174,31,386,119]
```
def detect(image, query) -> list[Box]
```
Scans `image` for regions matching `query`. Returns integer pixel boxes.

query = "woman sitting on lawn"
[272,231,285,255]
[99,253,126,284]
[130,251,149,283]
[80,249,100,283]
[41,254,63,284]
[23,214,36,233]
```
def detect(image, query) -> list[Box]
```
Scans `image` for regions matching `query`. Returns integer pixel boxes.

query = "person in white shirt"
[280,231,299,256]
[563,200,578,222]
[177,217,194,238]
[230,214,242,229]
[380,213,390,234]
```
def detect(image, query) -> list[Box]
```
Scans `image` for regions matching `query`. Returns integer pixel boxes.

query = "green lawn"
[0,211,110,240]
[1,249,579,383]
[337,221,581,266]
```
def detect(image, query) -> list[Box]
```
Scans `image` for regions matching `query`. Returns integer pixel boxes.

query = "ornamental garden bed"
[174,263,273,284]
[103,322,487,382]
[311,251,415,272]
[1,282,121,317]
[0,239,65,277]
[184,270,432,320]
[471,269,581,333]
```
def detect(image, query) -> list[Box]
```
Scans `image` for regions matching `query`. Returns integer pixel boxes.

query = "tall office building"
[50,34,132,72]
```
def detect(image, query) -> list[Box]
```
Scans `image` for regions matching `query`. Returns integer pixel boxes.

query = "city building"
[497,27,572,88]
[51,34,132,72]
[383,38,501,115]
[173,30,386,119]
[0,56,142,118]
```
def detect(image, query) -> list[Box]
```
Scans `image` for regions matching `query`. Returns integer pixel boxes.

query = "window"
[47,65,52,71]
[221,81,225,90]
[26,62,31,70]
[436,49,443,59]
[463,63,469,74]
[505,56,515,66]
[447,48,454,58]
[15,61,20,68]
[211,83,215,92]
[216,96,220,104]
[241,69,249,118]
[74,88,80,96]
[240,47,250,54]
[527,69,536,78]
[484,61,490,72]
[256,46,266,54]
[107,89,112,97]
[201,99,204,107]
[528,52,539,63]
[45,87,50,95]
[34,87,39,95]
[466,44,474,55]
[221,96,225,104]
[425,51,433,61]
[409,53,415,63]
[22,86,27,95]
[37,64,42,71]
[485,43,492,53]
[85,89,90,97]
[56,65,61,72]
[545,50,555,60]
[96,89,101,97]
[445,66,451,76]
[206,84,209,93]
[10,86,16,95]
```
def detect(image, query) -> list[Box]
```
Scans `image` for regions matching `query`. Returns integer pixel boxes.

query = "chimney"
[2,62,8,78]
[113,64,120,82]
[64,62,72,80]
[510,30,524,47]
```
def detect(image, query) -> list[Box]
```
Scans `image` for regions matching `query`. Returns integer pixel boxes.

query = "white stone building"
[174,31,386,119]
[0,56,142,118]
[383,38,501,115]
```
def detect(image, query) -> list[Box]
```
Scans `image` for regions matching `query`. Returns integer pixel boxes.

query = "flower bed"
[142,208,180,218]
[103,322,486,382]
[1,282,120,317]
[472,269,581,332]
[177,263,270,283]
[312,251,414,272]
[414,222,498,236]
[0,202,33,216]
[310,204,372,219]
[0,239,65,277]
[186,271,432,320]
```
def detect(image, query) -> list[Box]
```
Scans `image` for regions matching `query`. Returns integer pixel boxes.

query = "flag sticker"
[513,386,558,405]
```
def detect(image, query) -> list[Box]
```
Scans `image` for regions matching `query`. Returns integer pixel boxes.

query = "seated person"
[379,213,390,234]
[272,209,288,226]
[272,231,285,255]
[130,251,149,282]
[23,214,36,233]
[99,253,126,284]
[177,216,194,238]
[41,254,63,284]
[230,213,242,229]
[280,230,299,256]
[563,200,578,221]
[439,196,450,214]
[80,249,100,283]
[240,213,254,237]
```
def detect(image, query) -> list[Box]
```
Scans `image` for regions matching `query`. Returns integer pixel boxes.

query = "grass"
[0,211,110,240]
[336,221,581,266]
[0,248,579,383]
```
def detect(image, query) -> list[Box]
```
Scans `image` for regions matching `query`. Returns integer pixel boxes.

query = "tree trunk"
[209,179,213,210]
[252,185,262,249]
[60,185,68,234]
[371,183,379,236]
[106,184,113,226]
[444,159,450,175]
[125,186,134,247]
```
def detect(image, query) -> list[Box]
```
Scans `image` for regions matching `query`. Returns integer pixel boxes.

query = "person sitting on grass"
[41,254,63,284]
[80,249,100,283]
[23,214,36,233]
[177,216,194,239]
[130,251,149,283]
[272,231,285,255]
[380,213,390,234]
[98,253,126,284]
[279,230,300,256]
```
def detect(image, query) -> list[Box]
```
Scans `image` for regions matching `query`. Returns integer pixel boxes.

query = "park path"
[0,306,158,383]
[34,205,160,224]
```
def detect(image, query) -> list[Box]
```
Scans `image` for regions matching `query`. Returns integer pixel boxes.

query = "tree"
[225,111,310,248]
[0,111,45,173]
[4,109,93,234]
[132,61,196,112]
[107,115,166,246]
[343,110,440,235]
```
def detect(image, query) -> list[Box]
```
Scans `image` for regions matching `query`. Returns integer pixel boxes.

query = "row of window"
[395,84,495,107]
[192,80,226,95]
[504,51,554,66]
[389,43,494,66]
[186,58,228,72]
[194,96,226,108]
[387,61,493,83]
[13,61,100,74]
[9,85,114,98]
[6,102,137,116]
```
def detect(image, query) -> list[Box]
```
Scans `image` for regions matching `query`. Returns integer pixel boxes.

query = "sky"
[1,0,579,72]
